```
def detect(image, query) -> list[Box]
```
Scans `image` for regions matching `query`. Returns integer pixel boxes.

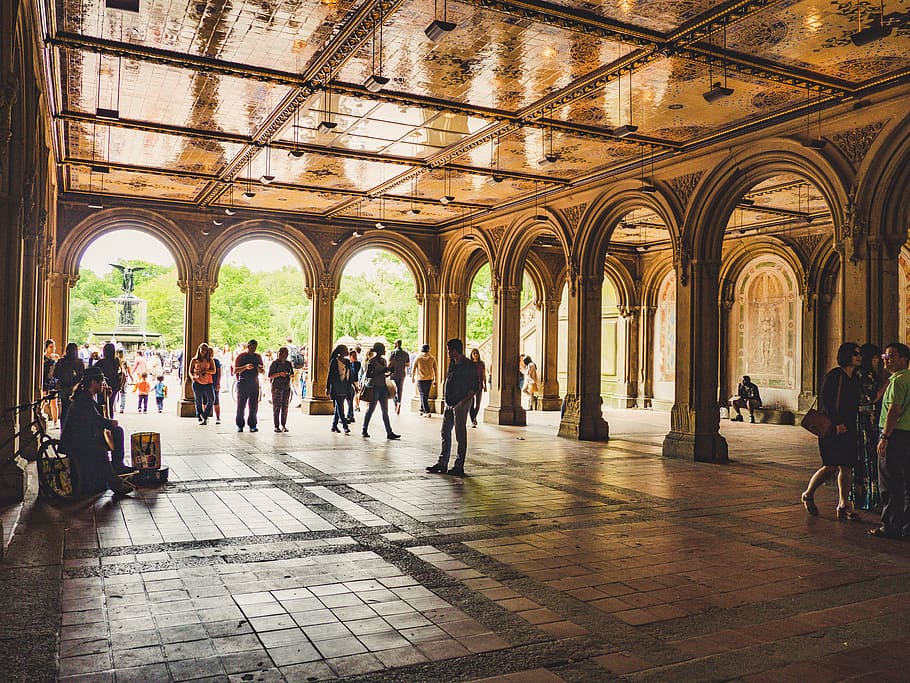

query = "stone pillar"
[662,261,728,462]
[798,285,819,413]
[639,305,655,408]
[484,285,526,426]
[412,292,441,413]
[613,306,639,408]
[434,292,466,413]
[177,274,216,417]
[46,271,74,347]
[538,294,562,411]
[862,236,901,346]
[302,276,335,415]
[717,295,734,414]
[558,275,609,440]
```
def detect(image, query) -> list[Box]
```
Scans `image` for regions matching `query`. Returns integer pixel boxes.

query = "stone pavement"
[2,403,910,682]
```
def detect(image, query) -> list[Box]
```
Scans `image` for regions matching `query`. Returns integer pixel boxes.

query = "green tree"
[466,264,492,345]
[209,265,273,349]
[134,269,184,350]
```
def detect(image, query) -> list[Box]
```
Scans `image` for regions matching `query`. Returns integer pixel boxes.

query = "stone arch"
[205,219,320,289]
[720,238,806,304]
[603,256,637,310]
[857,112,910,246]
[497,209,572,290]
[57,208,194,282]
[328,232,431,300]
[439,230,494,297]
[687,139,852,264]
[641,259,676,308]
[574,183,682,281]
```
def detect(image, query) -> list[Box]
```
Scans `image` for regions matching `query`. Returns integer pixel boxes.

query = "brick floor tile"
[266,642,322,666]
[112,663,170,683]
[168,655,226,681]
[279,660,337,681]
[592,651,652,674]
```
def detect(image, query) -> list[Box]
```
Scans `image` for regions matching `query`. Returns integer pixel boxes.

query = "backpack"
[289,347,304,369]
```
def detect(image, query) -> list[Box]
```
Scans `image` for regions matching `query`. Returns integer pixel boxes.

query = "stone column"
[613,306,639,408]
[798,284,819,413]
[717,295,734,414]
[46,271,74,348]
[662,261,728,462]
[639,305,655,408]
[538,293,562,411]
[412,292,441,413]
[177,274,216,417]
[558,275,609,440]
[434,292,466,413]
[302,276,335,415]
[484,285,526,426]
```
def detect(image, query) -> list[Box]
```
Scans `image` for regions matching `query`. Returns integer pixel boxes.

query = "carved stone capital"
[674,243,692,287]
[178,279,218,298]
[618,305,640,319]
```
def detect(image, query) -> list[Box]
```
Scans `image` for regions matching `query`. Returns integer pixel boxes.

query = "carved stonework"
[309,231,337,257]
[831,120,887,166]
[562,393,580,421]
[670,404,695,434]
[674,243,692,287]
[0,80,18,174]
[618,305,640,319]
[426,261,440,284]
[488,225,506,252]
[670,171,703,208]
[562,203,587,236]
[793,232,824,258]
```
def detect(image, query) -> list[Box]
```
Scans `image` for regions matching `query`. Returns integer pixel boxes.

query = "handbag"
[800,374,842,438]
[359,385,374,403]
[386,378,397,400]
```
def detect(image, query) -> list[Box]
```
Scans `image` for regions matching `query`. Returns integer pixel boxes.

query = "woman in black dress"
[801,342,862,519]
[361,342,400,440]
[853,343,887,510]
[326,344,352,434]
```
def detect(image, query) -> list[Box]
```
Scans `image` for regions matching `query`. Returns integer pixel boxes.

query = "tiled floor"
[2,403,909,682]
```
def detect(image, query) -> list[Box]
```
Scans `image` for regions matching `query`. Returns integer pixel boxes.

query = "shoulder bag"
[800,374,842,438]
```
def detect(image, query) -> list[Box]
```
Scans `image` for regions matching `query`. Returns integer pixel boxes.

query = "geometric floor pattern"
[3,402,910,682]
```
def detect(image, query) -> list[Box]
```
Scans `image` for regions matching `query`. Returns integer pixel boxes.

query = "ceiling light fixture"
[405,177,421,215]
[289,105,305,158]
[317,86,338,134]
[425,0,456,42]
[703,19,734,102]
[352,230,362,238]
[490,135,505,182]
[224,184,236,215]
[242,157,256,198]
[801,85,827,149]
[639,144,657,193]
[439,168,455,204]
[105,0,140,12]
[613,68,638,137]
[851,0,892,45]
[532,181,548,222]
[259,146,275,184]
[538,111,559,165]
[364,4,389,92]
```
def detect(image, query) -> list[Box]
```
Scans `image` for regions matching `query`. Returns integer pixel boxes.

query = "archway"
[652,270,676,410]
[210,239,311,417]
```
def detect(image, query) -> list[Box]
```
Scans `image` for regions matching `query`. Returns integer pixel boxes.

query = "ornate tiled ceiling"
[41,0,910,230]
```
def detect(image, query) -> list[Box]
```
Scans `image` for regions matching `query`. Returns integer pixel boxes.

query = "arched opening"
[210,239,310,411]
[900,249,910,343]
[70,229,185,413]
[652,270,676,410]
[599,277,621,404]
[728,255,801,412]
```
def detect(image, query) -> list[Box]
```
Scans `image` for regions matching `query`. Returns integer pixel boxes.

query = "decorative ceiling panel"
[243,146,414,192]
[555,57,809,143]
[217,185,353,213]
[726,0,910,85]
[540,0,733,34]
[454,128,639,177]
[409,168,557,206]
[60,48,292,136]
[59,0,360,75]
[333,0,626,111]
[64,121,245,173]
[337,195,463,223]
[66,165,208,201]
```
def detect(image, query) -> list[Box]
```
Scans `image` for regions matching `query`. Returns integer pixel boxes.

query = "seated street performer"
[61,365,136,497]
[731,375,763,423]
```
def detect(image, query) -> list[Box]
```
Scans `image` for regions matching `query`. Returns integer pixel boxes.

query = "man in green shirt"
[870,342,910,539]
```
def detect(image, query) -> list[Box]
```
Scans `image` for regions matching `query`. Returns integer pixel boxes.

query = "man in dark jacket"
[426,338,477,477]
[61,366,135,497]
[731,375,762,423]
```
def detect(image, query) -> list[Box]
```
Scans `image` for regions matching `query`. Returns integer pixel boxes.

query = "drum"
[130,431,161,470]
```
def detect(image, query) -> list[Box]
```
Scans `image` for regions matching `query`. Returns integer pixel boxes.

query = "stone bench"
[753,407,796,425]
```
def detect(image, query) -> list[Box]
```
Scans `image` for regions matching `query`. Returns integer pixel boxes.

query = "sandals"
[801,493,819,516]
[835,506,860,520]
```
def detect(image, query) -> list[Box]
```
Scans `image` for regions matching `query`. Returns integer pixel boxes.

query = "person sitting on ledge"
[731,375,762,423]
[61,365,136,497]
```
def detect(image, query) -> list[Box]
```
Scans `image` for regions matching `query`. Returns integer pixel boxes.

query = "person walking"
[189,343,216,425]
[361,342,400,440]
[469,348,487,427]
[346,349,360,423]
[426,339,478,476]
[54,342,85,427]
[116,348,131,413]
[800,342,862,519]
[869,343,910,539]
[522,355,539,410]
[212,353,223,424]
[268,346,294,432]
[388,339,410,415]
[234,339,264,432]
[95,342,123,418]
[41,339,59,429]
[412,344,437,417]
[133,372,151,413]
[326,344,352,434]
[153,375,167,413]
